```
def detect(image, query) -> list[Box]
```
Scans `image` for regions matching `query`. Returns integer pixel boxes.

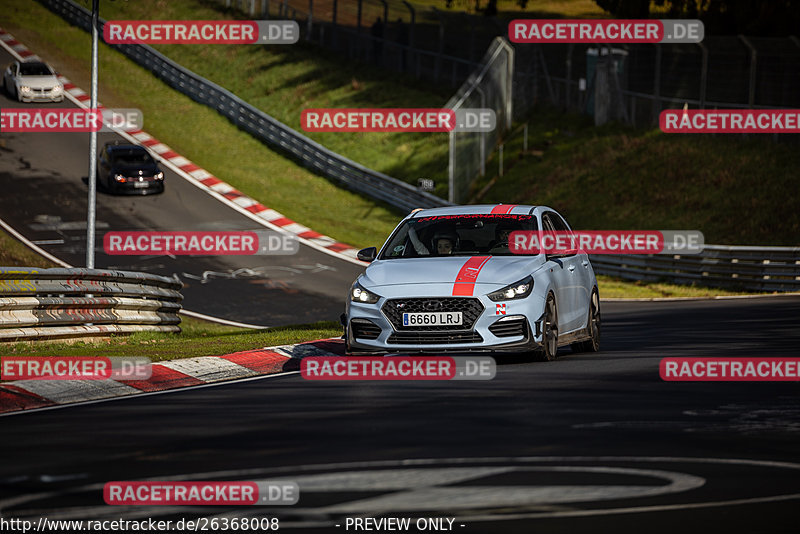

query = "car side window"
[545,211,569,232]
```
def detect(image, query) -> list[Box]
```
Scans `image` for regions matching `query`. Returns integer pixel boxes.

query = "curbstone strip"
[0,338,344,415]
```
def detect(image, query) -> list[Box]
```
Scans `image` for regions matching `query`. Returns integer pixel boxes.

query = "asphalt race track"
[0,49,364,326]
[1,297,800,533]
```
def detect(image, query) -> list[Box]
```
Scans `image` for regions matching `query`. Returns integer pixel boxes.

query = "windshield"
[379,214,539,259]
[19,62,53,76]
[111,149,155,166]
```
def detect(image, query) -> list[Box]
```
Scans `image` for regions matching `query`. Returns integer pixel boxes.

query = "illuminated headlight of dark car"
[487,275,533,301]
[114,174,126,183]
[350,281,380,304]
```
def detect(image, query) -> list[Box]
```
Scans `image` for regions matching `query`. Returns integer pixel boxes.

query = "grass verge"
[0,316,341,360]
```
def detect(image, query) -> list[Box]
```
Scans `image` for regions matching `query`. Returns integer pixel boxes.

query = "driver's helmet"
[431,229,459,254]
[495,223,515,243]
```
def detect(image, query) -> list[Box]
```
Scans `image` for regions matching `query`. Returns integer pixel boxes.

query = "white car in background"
[3,60,64,103]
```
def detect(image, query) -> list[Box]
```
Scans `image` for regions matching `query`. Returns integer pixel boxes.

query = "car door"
[98,147,111,186]
[549,210,591,333]
[541,213,575,334]
[544,211,584,333]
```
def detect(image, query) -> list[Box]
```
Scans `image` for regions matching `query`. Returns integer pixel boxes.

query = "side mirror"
[357,247,377,262]
[546,249,578,261]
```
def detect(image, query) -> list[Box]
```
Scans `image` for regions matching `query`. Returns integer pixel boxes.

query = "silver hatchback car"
[344,204,601,360]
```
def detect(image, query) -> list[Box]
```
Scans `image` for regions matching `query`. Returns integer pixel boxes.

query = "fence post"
[307,0,313,41]
[433,8,444,83]
[331,0,338,48]
[448,130,456,203]
[697,42,708,109]
[262,0,269,17]
[566,44,573,110]
[402,1,416,77]
[498,144,504,177]
[523,123,528,153]
[652,45,662,126]
[476,86,486,177]
[738,35,757,108]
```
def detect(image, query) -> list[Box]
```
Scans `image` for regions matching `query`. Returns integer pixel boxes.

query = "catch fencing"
[0,267,182,342]
[590,245,800,292]
[41,0,450,214]
[445,37,513,204]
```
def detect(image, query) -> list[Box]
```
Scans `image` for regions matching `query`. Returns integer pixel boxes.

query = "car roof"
[18,61,52,69]
[106,143,147,152]
[408,204,545,218]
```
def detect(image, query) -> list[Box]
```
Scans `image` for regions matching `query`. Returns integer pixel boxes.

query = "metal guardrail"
[0,267,183,342]
[591,245,800,292]
[40,0,450,214]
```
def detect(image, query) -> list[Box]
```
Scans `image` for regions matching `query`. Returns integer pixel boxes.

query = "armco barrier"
[40,0,450,214]
[590,245,800,292]
[0,267,182,342]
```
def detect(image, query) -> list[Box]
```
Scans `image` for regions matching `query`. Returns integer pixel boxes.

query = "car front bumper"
[345,291,547,354]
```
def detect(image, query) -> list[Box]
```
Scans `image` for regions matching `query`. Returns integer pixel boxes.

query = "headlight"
[154,171,164,180]
[350,281,380,304]
[20,86,31,93]
[114,174,126,183]
[51,84,63,94]
[487,275,533,302]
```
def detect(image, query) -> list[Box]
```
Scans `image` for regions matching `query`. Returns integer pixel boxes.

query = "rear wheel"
[572,290,600,353]
[534,294,558,361]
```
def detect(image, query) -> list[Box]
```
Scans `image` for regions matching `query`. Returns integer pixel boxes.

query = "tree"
[594,0,800,35]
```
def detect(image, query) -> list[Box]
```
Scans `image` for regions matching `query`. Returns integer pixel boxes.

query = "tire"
[572,289,600,353]
[534,294,559,361]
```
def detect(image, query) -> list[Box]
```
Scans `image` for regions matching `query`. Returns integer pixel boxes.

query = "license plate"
[403,312,462,326]
[134,181,148,188]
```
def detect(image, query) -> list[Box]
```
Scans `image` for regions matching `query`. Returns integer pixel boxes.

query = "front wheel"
[534,294,559,361]
[572,290,600,353]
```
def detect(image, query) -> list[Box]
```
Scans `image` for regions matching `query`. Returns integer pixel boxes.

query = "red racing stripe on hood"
[452,256,491,296]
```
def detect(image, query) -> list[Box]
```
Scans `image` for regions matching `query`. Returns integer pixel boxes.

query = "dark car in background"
[97,142,164,195]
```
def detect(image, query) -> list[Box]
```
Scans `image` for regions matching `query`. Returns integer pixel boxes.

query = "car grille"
[125,176,156,182]
[382,298,484,331]
[351,319,381,340]
[387,331,484,345]
[489,316,528,338]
